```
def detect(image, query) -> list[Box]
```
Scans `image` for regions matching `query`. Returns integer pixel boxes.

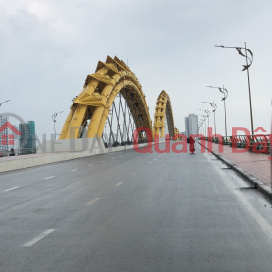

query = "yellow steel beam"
[86,74,120,138]
[153,90,175,138]
[174,127,179,140]
[60,56,153,141]
[65,104,88,139]
[97,79,151,137]
[59,105,76,139]
[64,65,110,139]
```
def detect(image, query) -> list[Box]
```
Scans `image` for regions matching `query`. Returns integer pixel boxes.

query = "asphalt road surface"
[1,141,272,272]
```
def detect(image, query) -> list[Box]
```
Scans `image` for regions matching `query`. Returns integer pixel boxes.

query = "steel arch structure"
[59,56,153,145]
[153,90,175,138]
[174,127,179,140]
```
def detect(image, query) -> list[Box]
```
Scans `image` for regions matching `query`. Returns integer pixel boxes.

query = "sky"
[0,0,271,141]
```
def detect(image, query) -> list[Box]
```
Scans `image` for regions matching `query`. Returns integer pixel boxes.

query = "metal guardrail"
[0,148,37,157]
[199,135,270,154]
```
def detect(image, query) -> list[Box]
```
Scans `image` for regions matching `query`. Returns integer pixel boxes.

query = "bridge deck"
[0,142,272,271]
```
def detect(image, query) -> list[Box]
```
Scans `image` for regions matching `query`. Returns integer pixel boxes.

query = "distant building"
[12,125,20,139]
[0,116,19,152]
[0,116,9,151]
[184,114,198,137]
[10,125,20,151]
[19,121,36,153]
[185,117,189,138]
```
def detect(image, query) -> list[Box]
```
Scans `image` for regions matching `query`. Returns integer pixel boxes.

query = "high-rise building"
[0,116,9,151]
[185,117,189,138]
[184,114,198,137]
[0,116,19,152]
[12,125,20,140]
[19,121,36,153]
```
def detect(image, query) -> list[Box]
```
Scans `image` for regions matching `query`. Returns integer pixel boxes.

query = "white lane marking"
[102,161,106,162]
[115,182,123,186]
[154,159,157,160]
[112,158,115,159]
[149,162,152,164]
[71,169,78,172]
[4,186,20,192]
[44,176,55,180]
[23,229,55,247]
[203,152,272,238]
[132,173,137,175]
[89,164,94,166]
[87,197,100,205]
[120,156,122,157]
[232,187,272,238]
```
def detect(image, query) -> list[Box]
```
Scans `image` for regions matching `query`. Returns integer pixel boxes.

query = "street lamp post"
[215,43,254,135]
[52,111,64,140]
[212,103,217,136]
[199,121,204,136]
[200,117,206,137]
[205,110,210,136]
[198,114,205,136]
[199,109,210,137]
[200,122,204,136]
[0,100,10,108]
[199,121,203,136]
[204,117,207,138]
[203,102,217,136]
[202,116,207,137]
[198,123,201,135]
[207,86,228,137]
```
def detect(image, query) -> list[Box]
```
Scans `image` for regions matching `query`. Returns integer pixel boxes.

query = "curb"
[197,141,272,201]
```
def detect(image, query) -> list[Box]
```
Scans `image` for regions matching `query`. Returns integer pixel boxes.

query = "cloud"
[0,0,271,139]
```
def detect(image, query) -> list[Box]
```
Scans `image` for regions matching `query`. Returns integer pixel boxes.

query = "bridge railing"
[0,148,37,157]
[199,135,270,154]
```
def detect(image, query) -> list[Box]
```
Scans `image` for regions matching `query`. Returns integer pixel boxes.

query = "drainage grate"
[233,187,256,190]
[239,187,256,190]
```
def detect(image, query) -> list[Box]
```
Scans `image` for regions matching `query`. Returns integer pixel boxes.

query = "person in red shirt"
[189,136,195,154]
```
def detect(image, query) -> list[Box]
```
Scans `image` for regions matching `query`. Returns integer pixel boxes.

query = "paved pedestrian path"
[199,141,271,188]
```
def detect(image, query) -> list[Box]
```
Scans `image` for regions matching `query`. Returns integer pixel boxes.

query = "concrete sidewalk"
[198,140,271,199]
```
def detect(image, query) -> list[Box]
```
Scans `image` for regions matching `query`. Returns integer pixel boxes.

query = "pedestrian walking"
[189,136,195,153]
